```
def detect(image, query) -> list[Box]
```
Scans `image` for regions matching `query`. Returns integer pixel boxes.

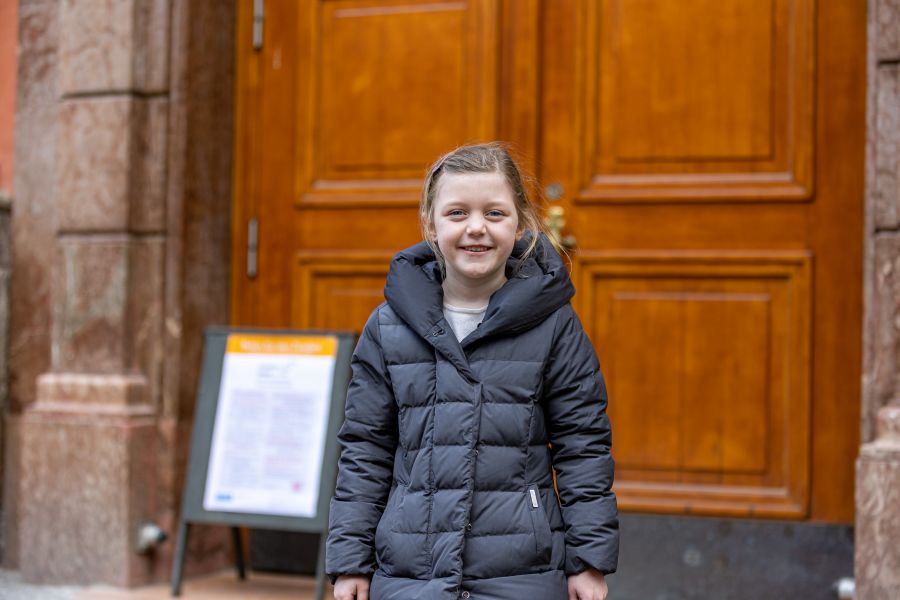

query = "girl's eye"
[448,209,466,217]
[486,210,505,218]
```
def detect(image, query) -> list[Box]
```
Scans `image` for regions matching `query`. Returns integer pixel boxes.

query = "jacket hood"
[384,233,575,348]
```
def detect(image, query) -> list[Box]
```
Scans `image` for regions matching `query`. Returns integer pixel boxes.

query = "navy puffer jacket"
[326,235,618,600]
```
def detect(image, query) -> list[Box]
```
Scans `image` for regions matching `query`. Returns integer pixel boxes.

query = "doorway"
[231,0,865,593]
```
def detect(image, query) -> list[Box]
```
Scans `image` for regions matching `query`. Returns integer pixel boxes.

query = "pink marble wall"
[6,0,61,567]
[857,0,900,597]
[9,0,59,414]
[156,0,235,581]
[8,0,234,585]
[16,0,168,582]
[857,407,900,598]
[0,191,9,563]
[58,0,169,96]
[20,394,156,585]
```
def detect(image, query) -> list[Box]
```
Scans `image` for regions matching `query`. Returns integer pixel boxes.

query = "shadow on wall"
[0,194,10,562]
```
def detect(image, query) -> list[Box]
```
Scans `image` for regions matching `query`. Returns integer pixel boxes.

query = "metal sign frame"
[170,327,356,597]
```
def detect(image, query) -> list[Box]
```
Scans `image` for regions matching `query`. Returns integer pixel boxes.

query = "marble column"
[17,0,170,586]
[857,0,900,597]
[857,407,900,598]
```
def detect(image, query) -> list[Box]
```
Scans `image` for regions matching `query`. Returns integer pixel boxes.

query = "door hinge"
[252,0,264,50]
[247,218,258,279]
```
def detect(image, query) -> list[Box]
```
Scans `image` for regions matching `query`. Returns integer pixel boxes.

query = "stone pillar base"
[856,405,900,599]
[19,373,159,587]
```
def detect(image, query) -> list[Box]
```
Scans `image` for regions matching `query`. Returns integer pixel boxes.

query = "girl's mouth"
[461,246,491,253]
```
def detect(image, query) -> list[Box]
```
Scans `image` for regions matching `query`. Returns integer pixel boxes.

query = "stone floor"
[0,512,857,600]
[0,569,330,600]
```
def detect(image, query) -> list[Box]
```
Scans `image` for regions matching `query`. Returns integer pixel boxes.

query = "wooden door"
[231,0,865,523]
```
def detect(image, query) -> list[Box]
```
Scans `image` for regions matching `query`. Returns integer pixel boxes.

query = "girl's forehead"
[435,171,513,200]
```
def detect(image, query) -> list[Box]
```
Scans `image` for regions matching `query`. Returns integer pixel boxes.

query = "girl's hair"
[420,142,554,270]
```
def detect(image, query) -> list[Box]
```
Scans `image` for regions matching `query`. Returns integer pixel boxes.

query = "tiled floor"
[81,571,330,600]
[0,570,332,600]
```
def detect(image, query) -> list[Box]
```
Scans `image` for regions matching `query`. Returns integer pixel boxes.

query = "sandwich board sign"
[171,328,356,598]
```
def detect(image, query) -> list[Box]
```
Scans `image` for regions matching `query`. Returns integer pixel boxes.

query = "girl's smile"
[430,171,522,304]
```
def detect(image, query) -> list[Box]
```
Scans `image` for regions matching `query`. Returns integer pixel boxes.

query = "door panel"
[589,0,814,200]
[293,253,395,330]
[548,0,818,516]
[232,0,864,522]
[299,0,498,207]
[579,252,811,517]
[539,0,862,521]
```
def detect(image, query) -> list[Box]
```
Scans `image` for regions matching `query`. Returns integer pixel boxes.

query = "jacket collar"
[384,234,574,374]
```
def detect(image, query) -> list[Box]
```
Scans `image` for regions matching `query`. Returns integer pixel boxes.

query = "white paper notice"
[203,334,338,518]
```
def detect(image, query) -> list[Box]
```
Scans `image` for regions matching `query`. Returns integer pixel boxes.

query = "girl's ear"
[425,220,438,242]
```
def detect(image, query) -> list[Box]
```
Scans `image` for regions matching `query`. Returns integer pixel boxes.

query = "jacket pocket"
[375,483,405,568]
[527,484,553,564]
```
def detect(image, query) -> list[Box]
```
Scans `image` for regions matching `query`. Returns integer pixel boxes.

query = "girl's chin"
[448,266,505,282]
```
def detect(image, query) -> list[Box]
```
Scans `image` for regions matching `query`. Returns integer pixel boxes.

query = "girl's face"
[430,171,522,288]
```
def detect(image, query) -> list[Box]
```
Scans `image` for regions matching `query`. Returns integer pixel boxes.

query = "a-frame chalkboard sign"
[170,327,356,598]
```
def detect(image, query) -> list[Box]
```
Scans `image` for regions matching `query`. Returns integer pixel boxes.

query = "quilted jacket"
[326,235,618,600]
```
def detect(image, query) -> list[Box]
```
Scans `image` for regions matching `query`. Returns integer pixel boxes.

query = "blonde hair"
[420,142,554,271]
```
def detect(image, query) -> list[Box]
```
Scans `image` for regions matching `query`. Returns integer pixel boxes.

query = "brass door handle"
[545,205,577,250]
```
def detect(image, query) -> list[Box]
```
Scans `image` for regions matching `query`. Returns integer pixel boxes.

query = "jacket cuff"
[562,496,619,576]
[565,555,618,576]
[325,498,383,579]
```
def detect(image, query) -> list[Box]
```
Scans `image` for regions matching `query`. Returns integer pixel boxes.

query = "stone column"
[17,0,170,586]
[857,0,900,598]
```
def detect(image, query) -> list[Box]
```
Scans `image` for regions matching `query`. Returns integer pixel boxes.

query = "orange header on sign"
[225,334,338,356]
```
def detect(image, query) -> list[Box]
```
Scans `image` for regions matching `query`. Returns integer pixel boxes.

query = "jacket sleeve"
[326,308,398,581]
[543,305,619,576]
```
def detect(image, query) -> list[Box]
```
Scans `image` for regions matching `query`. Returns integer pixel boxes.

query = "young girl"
[326,143,618,600]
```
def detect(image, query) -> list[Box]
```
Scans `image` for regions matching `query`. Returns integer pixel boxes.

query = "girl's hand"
[567,567,608,600]
[333,574,370,600]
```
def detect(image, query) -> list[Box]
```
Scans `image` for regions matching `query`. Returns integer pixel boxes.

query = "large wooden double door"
[231,0,865,523]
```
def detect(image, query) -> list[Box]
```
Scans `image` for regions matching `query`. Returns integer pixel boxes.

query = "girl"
[326,143,618,600]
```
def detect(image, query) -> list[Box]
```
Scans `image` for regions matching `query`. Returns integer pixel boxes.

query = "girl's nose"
[466,217,486,234]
